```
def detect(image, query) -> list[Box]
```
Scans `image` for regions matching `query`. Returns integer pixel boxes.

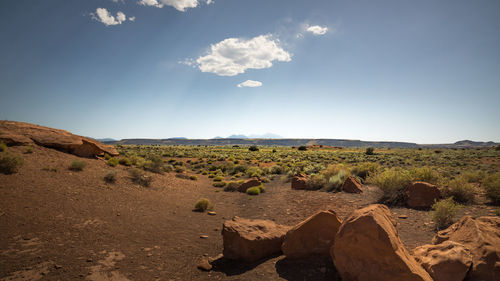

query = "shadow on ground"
[210,253,281,276]
[275,255,341,281]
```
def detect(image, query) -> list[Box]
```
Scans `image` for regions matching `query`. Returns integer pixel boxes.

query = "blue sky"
[1,0,499,143]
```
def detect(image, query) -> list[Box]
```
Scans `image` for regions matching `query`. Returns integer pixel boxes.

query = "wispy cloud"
[306,25,328,35]
[138,0,211,11]
[195,35,291,76]
[91,8,129,26]
[237,80,263,88]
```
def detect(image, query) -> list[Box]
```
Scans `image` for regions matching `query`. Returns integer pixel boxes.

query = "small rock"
[86,258,93,262]
[208,211,216,216]
[319,267,326,273]
[398,215,408,219]
[197,257,212,271]
[200,235,209,239]
[54,264,63,269]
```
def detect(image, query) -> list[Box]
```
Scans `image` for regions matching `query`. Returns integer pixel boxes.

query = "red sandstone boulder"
[413,241,472,281]
[282,210,342,259]
[222,216,290,262]
[433,216,500,281]
[0,121,118,158]
[406,181,441,209]
[238,178,261,193]
[342,176,363,193]
[291,174,310,190]
[332,204,432,281]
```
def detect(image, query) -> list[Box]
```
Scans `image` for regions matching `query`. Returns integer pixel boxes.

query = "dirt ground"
[1,146,497,281]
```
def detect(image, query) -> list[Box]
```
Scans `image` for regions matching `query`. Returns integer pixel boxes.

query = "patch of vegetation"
[213,175,224,182]
[42,167,58,172]
[189,175,198,181]
[143,155,166,174]
[119,158,132,166]
[351,162,380,181]
[298,146,307,151]
[246,166,263,178]
[248,145,259,151]
[69,160,86,171]
[212,181,226,187]
[409,167,440,184]
[129,169,152,187]
[194,198,210,212]
[365,147,374,155]
[107,158,119,167]
[483,172,500,205]
[24,146,33,154]
[104,171,117,183]
[431,197,462,230]
[367,168,412,205]
[442,176,476,204]
[224,181,242,192]
[246,186,261,195]
[0,142,7,152]
[0,153,24,174]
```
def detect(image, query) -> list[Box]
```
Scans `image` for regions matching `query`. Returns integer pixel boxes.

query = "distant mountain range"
[222,133,283,139]
[105,138,499,148]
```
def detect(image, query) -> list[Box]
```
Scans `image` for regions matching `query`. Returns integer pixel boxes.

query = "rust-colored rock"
[342,176,363,193]
[0,121,118,158]
[413,241,472,281]
[282,210,342,259]
[222,216,290,262]
[433,216,500,281]
[291,174,310,190]
[406,181,441,209]
[238,178,261,193]
[332,204,432,281]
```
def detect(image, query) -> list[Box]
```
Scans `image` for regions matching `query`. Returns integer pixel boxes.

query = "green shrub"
[248,145,259,151]
[175,173,190,180]
[298,146,307,151]
[431,197,462,230]
[365,147,374,155]
[189,175,198,181]
[143,155,165,174]
[213,175,224,182]
[104,153,112,160]
[246,166,263,178]
[443,176,476,204]
[0,153,24,174]
[461,170,486,183]
[483,172,500,205]
[0,142,7,152]
[24,146,33,154]
[308,174,326,190]
[212,181,227,187]
[194,198,210,212]
[351,162,379,181]
[104,171,117,183]
[107,158,119,167]
[325,170,349,192]
[119,158,132,166]
[409,167,440,184]
[129,169,152,187]
[246,186,261,195]
[366,168,412,205]
[224,181,241,192]
[69,161,86,171]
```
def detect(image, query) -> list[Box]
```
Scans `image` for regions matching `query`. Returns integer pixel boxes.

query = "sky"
[0,0,499,144]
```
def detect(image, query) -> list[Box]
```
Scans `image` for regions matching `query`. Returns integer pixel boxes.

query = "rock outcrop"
[291,174,310,190]
[413,241,472,281]
[238,178,261,193]
[0,121,118,158]
[282,210,342,259]
[406,181,441,209]
[433,216,500,281]
[222,217,290,262]
[332,204,432,281]
[342,176,363,193]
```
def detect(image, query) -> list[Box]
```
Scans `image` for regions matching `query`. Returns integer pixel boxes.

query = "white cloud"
[139,0,200,11]
[196,35,291,76]
[206,0,213,4]
[138,0,164,8]
[306,25,328,35]
[129,16,136,22]
[237,80,263,88]
[92,8,128,26]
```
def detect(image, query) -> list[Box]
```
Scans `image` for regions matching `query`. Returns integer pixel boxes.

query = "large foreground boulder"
[282,210,342,259]
[433,216,500,281]
[237,178,261,193]
[413,241,472,281]
[222,216,290,262]
[342,176,363,193]
[406,181,441,209]
[291,174,311,190]
[0,121,118,157]
[332,204,432,281]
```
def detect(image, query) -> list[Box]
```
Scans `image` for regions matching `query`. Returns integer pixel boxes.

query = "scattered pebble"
[207,211,216,216]
[197,257,212,271]
[54,264,63,269]
[200,235,209,239]
[398,215,408,219]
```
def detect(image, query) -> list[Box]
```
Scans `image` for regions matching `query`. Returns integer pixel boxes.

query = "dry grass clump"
[409,167,440,184]
[483,172,500,205]
[104,171,117,183]
[69,160,86,171]
[366,168,412,205]
[431,197,462,230]
[129,168,152,187]
[442,176,476,204]
[0,153,24,174]
[107,158,119,167]
[194,198,211,212]
[212,181,226,187]
[351,162,380,181]
[246,185,265,195]
[0,142,7,152]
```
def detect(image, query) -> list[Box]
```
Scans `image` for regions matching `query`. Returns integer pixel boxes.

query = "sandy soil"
[1,146,497,281]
